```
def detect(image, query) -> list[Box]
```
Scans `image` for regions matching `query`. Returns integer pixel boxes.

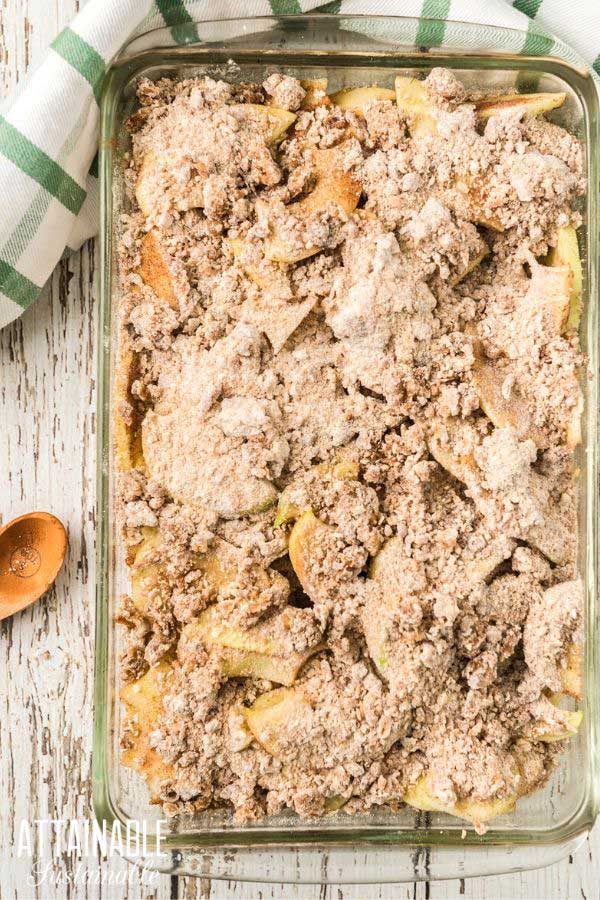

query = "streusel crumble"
[115,68,585,830]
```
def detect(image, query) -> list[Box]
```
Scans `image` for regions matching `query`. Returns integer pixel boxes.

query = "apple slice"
[221,646,319,687]
[534,707,583,743]
[130,526,163,615]
[453,176,505,232]
[142,407,278,518]
[242,285,317,355]
[230,237,318,353]
[565,392,584,451]
[194,538,244,595]
[244,687,313,755]
[474,91,566,120]
[130,534,247,614]
[561,642,583,700]
[521,262,572,334]
[453,793,518,824]
[237,103,297,144]
[288,511,336,597]
[193,604,295,656]
[525,502,573,567]
[135,151,207,216]
[186,603,321,686]
[274,456,360,527]
[121,660,175,797]
[227,704,253,752]
[329,85,396,115]
[135,106,295,217]
[300,78,330,111]
[135,151,162,218]
[264,144,362,264]
[449,245,489,286]
[113,342,144,472]
[473,358,547,448]
[463,535,516,584]
[365,537,430,677]
[546,225,583,331]
[404,771,517,825]
[228,237,279,291]
[394,76,437,137]
[139,230,179,309]
[369,534,406,585]
[324,794,347,813]
[428,418,479,485]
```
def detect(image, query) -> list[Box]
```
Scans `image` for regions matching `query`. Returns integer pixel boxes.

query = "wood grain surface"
[0,1,598,897]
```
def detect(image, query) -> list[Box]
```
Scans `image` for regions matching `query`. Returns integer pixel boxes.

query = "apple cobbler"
[115,68,585,830]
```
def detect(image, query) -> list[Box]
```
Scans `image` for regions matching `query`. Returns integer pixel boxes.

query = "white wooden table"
[0,2,598,897]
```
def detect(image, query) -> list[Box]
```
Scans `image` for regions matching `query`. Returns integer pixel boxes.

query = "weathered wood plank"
[0,1,598,898]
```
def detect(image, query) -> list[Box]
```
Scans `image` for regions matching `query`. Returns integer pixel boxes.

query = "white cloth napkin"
[0,0,598,328]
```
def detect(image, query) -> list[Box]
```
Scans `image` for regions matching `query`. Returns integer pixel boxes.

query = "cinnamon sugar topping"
[116,70,585,828]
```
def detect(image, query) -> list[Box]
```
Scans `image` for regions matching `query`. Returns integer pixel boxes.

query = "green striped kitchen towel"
[0,0,598,328]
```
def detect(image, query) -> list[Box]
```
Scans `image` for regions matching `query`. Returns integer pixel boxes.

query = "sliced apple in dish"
[129,532,250,615]
[324,794,347,813]
[462,534,516,584]
[288,510,337,597]
[138,229,180,309]
[227,704,254,752]
[194,537,246,595]
[206,546,283,601]
[403,771,517,826]
[135,151,165,218]
[474,91,566,120]
[329,85,396,115]
[363,537,431,678]
[521,261,572,335]
[244,687,313,755]
[113,341,144,473]
[230,237,318,353]
[228,236,280,292]
[135,105,295,217]
[452,176,505,232]
[368,534,412,588]
[191,604,298,657]
[274,456,360,527]
[525,502,573,567]
[135,150,208,217]
[130,526,164,615]
[472,358,548,449]
[565,392,583,451]
[114,416,144,473]
[182,603,321,686]
[394,76,437,137]
[264,144,362,264]
[360,596,392,677]
[428,418,479,485]
[561,641,583,700]
[449,244,489,286]
[241,283,317,355]
[121,660,175,798]
[236,104,297,144]
[142,408,278,519]
[527,697,583,743]
[300,78,330,111]
[546,225,583,331]
[220,647,315,687]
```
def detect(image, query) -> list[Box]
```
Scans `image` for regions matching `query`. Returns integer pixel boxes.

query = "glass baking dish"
[93,14,600,883]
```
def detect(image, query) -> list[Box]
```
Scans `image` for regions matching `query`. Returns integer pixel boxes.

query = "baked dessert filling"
[115,68,585,830]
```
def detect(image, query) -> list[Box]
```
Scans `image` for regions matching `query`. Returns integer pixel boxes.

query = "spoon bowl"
[0,512,67,621]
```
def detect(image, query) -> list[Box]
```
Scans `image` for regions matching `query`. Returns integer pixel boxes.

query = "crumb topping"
[116,70,586,828]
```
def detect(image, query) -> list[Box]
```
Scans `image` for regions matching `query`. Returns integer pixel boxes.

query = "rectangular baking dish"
[93,14,600,883]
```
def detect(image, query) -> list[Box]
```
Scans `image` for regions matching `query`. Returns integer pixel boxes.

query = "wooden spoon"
[0,512,67,621]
